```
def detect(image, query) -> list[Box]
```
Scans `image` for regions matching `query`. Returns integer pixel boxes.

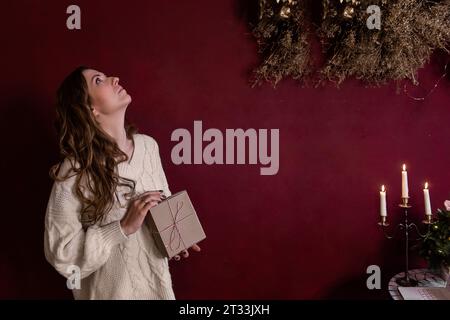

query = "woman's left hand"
[171,243,201,261]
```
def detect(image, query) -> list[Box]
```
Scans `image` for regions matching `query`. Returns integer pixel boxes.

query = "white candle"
[423,182,432,216]
[401,164,409,198]
[380,185,387,217]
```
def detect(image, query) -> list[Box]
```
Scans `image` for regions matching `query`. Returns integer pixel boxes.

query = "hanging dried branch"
[251,0,312,88]
[318,0,450,86]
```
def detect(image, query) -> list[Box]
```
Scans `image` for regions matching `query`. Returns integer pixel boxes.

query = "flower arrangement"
[417,201,450,279]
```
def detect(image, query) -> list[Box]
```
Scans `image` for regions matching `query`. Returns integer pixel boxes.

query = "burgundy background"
[1,1,449,299]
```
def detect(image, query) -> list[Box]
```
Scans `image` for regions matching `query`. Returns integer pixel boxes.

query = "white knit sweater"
[44,133,176,300]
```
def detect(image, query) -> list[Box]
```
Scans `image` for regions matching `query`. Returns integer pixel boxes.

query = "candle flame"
[425,182,428,189]
[402,164,406,171]
[381,185,385,192]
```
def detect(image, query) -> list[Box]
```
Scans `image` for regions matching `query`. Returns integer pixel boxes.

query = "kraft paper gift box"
[146,190,206,258]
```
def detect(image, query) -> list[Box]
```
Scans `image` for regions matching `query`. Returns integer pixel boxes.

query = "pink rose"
[444,200,450,211]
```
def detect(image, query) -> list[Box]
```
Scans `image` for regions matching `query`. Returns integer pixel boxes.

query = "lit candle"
[401,164,409,198]
[380,185,387,217]
[423,182,432,216]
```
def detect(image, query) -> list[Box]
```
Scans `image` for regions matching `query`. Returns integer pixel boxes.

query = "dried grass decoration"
[251,0,312,87]
[318,0,450,86]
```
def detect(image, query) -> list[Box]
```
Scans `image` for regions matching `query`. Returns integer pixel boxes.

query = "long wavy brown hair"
[49,65,138,226]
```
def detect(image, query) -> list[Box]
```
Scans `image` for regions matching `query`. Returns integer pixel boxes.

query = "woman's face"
[82,69,132,117]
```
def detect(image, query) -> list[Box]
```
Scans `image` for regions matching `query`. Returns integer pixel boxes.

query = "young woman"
[44,66,200,300]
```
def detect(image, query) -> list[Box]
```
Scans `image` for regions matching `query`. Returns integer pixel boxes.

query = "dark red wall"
[1,1,449,299]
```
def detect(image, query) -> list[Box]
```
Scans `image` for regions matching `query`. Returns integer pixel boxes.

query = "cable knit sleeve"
[147,135,172,197]
[43,160,129,280]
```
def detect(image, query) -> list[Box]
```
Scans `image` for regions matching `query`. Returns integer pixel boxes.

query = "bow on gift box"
[153,199,194,253]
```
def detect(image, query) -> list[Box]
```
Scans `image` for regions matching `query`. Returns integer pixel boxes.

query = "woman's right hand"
[120,190,165,236]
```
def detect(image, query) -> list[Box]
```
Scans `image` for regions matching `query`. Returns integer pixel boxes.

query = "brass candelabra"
[378,197,433,287]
